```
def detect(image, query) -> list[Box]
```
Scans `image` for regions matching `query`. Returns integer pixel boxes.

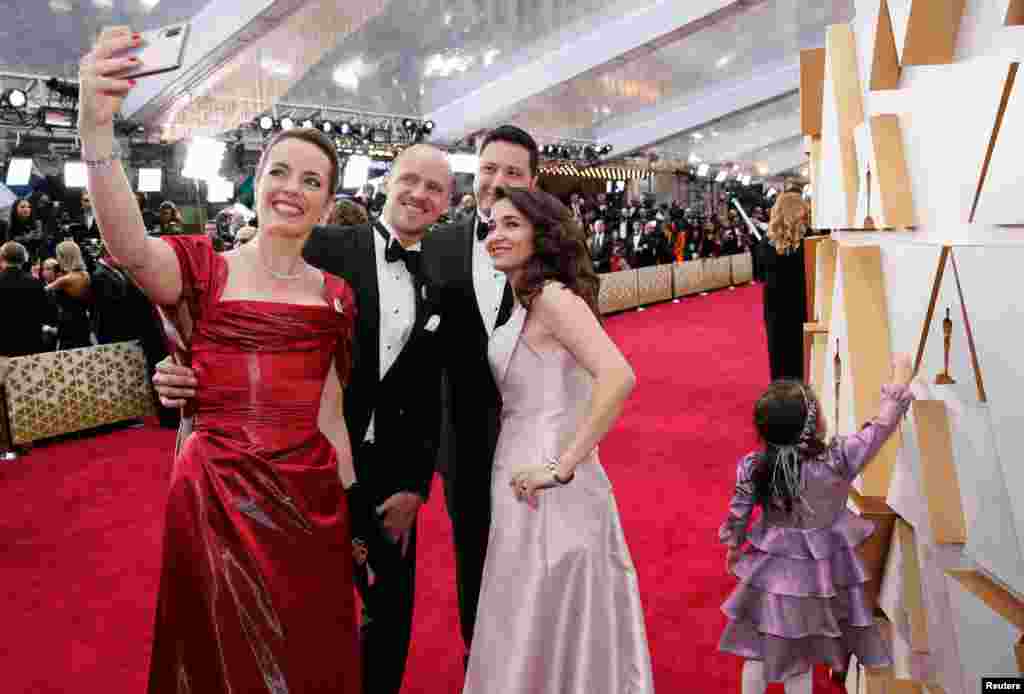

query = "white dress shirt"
[365,219,418,443]
[472,215,508,337]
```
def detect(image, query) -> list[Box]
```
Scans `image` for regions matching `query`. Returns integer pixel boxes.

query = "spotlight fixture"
[402,118,417,132]
[320,120,335,134]
[257,115,275,132]
[356,122,371,140]
[1,88,27,110]
[280,116,295,130]
[300,118,315,129]
[339,121,353,136]
[45,77,79,102]
[600,144,612,155]
[421,120,434,134]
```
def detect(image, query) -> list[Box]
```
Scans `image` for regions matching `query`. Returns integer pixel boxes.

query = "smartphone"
[114,23,190,79]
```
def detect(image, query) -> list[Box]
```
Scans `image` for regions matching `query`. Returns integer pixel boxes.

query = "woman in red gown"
[79,28,364,693]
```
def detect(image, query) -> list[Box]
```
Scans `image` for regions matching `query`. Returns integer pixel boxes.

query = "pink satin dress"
[463,301,655,694]
[146,236,360,693]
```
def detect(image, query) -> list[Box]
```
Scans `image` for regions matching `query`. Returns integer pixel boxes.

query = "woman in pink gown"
[79,29,366,692]
[463,188,655,693]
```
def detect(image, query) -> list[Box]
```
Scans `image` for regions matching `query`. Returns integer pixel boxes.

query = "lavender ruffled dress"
[718,384,913,681]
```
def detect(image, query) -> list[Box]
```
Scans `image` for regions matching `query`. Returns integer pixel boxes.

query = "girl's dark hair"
[750,380,827,513]
[255,127,341,197]
[492,186,600,320]
[8,197,35,235]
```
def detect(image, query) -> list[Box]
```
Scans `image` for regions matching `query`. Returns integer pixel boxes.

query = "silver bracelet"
[82,152,122,168]
[545,457,573,485]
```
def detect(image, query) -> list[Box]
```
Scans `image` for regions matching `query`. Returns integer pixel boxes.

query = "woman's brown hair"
[255,128,341,197]
[493,187,601,319]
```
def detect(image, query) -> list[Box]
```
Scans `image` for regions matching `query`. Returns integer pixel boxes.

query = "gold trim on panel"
[801,48,826,136]
[901,0,967,66]
[912,400,967,544]
[826,24,867,228]
[946,568,1024,631]
[895,519,930,652]
[872,0,902,90]
[870,115,916,228]
[970,63,1019,223]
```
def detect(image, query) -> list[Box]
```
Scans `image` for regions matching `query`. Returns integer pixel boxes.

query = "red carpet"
[0,283,833,692]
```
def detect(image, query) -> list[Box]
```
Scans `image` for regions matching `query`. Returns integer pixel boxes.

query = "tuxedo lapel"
[354,226,380,387]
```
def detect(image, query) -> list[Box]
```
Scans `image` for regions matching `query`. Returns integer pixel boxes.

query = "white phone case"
[116,23,190,79]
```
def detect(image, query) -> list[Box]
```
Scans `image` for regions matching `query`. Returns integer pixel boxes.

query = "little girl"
[718,354,915,693]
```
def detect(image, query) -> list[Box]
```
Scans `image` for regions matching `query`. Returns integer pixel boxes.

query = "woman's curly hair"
[492,187,600,319]
[767,192,810,256]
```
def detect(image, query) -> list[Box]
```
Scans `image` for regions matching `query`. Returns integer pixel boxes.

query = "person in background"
[234,225,257,246]
[589,218,611,273]
[155,200,183,235]
[327,197,370,227]
[760,192,810,381]
[0,241,56,357]
[7,198,42,261]
[46,240,93,350]
[453,193,477,225]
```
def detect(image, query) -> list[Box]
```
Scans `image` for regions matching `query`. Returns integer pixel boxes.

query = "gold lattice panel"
[673,261,705,297]
[598,270,639,314]
[707,256,733,290]
[3,342,155,445]
[636,265,673,305]
[730,253,753,284]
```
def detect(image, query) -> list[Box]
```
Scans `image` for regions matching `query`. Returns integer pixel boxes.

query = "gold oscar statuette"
[863,168,876,230]
[935,307,956,385]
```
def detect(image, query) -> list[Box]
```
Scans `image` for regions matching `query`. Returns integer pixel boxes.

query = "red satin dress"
[146,236,360,694]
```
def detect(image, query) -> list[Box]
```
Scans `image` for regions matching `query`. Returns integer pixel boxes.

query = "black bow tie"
[476,219,492,241]
[385,238,421,276]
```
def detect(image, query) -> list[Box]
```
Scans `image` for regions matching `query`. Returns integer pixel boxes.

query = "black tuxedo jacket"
[303,223,443,504]
[0,268,56,357]
[426,219,510,496]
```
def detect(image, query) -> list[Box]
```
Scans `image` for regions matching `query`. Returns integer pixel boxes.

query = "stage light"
[64,161,87,188]
[403,118,417,132]
[137,168,163,192]
[583,145,596,159]
[600,144,612,155]
[6,158,32,186]
[697,163,710,177]
[715,171,728,183]
[2,89,27,109]
[339,121,353,136]
[740,174,751,186]
[421,120,434,134]
[300,118,315,129]
[257,115,275,132]
[280,116,295,131]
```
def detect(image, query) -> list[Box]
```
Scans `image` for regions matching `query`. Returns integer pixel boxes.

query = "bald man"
[154,143,453,694]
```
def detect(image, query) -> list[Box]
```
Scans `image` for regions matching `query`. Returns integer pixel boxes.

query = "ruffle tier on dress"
[719,509,892,681]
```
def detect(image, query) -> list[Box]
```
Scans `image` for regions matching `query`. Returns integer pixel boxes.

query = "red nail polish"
[132,33,141,39]
[128,79,136,86]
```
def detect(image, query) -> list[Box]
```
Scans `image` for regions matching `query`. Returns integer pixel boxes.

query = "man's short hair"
[1,241,28,266]
[478,125,540,178]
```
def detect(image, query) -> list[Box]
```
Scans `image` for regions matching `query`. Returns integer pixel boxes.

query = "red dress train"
[146,236,360,693]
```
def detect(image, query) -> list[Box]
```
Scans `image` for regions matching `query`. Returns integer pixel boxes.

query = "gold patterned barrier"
[731,252,753,284]
[706,256,733,290]
[673,261,705,297]
[597,269,639,314]
[636,265,673,305]
[3,341,155,445]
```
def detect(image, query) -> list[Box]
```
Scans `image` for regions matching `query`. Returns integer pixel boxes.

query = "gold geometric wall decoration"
[3,342,155,445]
[801,48,826,136]
[972,63,1023,224]
[901,0,967,66]
[946,568,1024,632]
[636,265,673,305]
[825,24,866,228]
[912,400,967,544]
[895,519,930,652]
[1006,0,1024,25]
[597,270,639,314]
[870,115,916,228]
[840,246,898,497]
[871,0,902,90]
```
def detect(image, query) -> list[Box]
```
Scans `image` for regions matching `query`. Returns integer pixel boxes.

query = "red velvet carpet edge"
[0,283,833,692]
